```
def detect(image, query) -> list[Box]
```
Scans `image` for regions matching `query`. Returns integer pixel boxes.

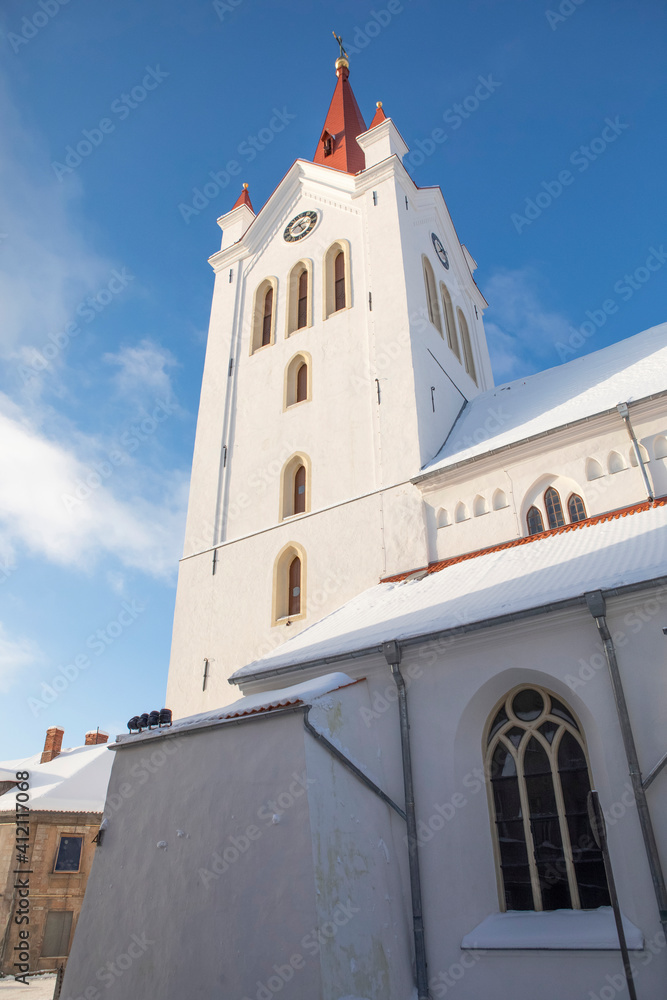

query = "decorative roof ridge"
[381,495,667,583]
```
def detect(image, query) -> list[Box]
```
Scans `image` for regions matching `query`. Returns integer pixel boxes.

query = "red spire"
[369,102,387,129]
[313,56,367,174]
[232,183,254,212]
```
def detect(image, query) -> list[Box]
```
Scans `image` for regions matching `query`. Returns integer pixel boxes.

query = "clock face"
[283,211,318,243]
[431,232,449,269]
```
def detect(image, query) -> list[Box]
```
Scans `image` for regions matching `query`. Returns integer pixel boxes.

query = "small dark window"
[296,363,308,403]
[526,506,544,536]
[545,487,565,529]
[297,270,308,329]
[323,134,333,157]
[54,835,83,873]
[262,287,273,346]
[334,252,346,311]
[288,557,301,616]
[568,494,587,523]
[294,465,306,515]
[41,910,73,957]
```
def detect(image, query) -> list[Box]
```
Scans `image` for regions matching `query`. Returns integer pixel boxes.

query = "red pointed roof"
[232,183,254,212]
[369,102,387,129]
[313,58,367,174]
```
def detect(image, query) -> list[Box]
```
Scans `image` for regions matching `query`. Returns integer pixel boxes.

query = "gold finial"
[243,183,248,189]
[376,102,383,108]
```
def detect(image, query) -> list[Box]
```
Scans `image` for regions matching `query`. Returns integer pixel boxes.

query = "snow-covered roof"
[461,907,643,950]
[0,744,113,814]
[232,500,667,681]
[422,323,667,475]
[116,673,356,743]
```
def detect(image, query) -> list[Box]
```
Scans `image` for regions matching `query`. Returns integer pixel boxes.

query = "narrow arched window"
[423,257,442,335]
[544,487,565,529]
[586,458,603,481]
[440,283,460,359]
[568,494,586,523]
[296,270,308,329]
[334,252,346,311]
[293,465,306,515]
[486,687,609,912]
[458,309,477,384]
[608,451,625,474]
[296,363,308,403]
[288,557,301,616]
[526,506,544,535]
[261,287,273,347]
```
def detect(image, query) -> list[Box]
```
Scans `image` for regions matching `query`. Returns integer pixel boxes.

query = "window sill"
[461,908,644,951]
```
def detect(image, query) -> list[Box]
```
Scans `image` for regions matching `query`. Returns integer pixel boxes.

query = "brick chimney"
[41,726,65,764]
[84,729,109,746]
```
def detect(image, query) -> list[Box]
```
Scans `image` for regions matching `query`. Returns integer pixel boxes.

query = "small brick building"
[0,727,113,977]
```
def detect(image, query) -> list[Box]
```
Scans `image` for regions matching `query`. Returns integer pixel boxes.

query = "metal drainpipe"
[617,402,654,501]
[383,640,429,1000]
[585,591,667,935]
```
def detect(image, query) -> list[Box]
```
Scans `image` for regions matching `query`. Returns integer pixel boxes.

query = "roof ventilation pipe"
[383,640,429,1000]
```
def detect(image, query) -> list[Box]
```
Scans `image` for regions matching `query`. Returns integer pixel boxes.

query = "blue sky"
[0,0,665,759]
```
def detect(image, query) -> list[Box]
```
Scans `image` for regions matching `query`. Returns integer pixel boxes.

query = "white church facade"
[61,49,667,1000]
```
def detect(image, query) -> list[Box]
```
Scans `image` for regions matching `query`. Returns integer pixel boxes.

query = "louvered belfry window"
[262,287,273,346]
[334,251,346,311]
[288,557,301,616]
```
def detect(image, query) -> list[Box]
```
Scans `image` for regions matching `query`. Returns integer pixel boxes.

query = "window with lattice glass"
[544,487,565,529]
[568,493,587,523]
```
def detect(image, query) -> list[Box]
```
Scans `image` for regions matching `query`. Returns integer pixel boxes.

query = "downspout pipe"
[617,402,654,501]
[585,591,667,934]
[383,640,429,1000]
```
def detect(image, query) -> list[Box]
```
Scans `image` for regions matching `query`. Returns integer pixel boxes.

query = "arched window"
[296,363,308,402]
[586,458,603,481]
[486,687,609,912]
[440,283,460,359]
[544,487,565,529]
[422,257,442,335]
[526,506,544,535]
[286,261,313,335]
[492,489,508,510]
[437,508,450,528]
[251,278,277,353]
[608,451,626,474]
[324,241,351,319]
[568,494,587,522]
[280,453,311,519]
[273,544,306,623]
[284,353,311,409]
[654,435,667,460]
[457,308,477,384]
[293,465,306,515]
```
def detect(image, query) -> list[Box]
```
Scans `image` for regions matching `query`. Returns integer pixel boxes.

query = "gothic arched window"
[293,465,306,515]
[334,252,346,312]
[273,544,306,623]
[287,261,312,335]
[568,494,587,523]
[280,453,310,519]
[251,278,277,353]
[262,287,273,347]
[526,506,544,535]
[457,308,477,384]
[440,282,460,359]
[486,687,610,912]
[544,487,565,529]
[288,557,301,616]
[296,363,308,402]
[324,241,351,319]
[284,353,311,408]
[422,257,442,335]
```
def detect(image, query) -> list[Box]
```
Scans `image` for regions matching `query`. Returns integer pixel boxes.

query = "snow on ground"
[0,974,56,998]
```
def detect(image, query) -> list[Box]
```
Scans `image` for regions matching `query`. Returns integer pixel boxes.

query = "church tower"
[166,47,492,717]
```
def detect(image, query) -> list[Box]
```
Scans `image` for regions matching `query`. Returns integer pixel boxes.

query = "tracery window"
[486,687,610,911]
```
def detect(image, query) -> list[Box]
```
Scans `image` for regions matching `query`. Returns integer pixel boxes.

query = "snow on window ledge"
[461,908,644,951]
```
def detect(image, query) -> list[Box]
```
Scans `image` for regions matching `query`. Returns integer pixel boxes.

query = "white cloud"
[0,393,186,580]
[103,339,178,402]
[484,267,572,381]
[0,623,40,694]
